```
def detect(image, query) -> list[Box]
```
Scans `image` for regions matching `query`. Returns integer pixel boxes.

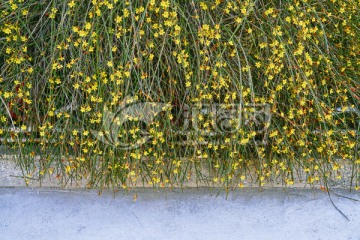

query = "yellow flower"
[160,0,170,9]
[115,16,123,24]
[148,54,154,61]
[240,138,249,145]
[85,22,92,30]
[68,0,76,8]
[123,8,130,18]
[269,130,278,138]
[264,8,274,16]
[200,2,208,10]
[162,11,169,18]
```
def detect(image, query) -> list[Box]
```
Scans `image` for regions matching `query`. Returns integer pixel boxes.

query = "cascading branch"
[0,0,359,190]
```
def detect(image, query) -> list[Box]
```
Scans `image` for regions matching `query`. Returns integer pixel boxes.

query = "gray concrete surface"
[0,156,86,188]
[1,155,360,239]
[0,156,356,189]
[0,156,32,187]
[1,187,360,240]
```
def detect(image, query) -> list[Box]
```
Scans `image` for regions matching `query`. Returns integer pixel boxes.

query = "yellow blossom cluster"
[0,0,359,190]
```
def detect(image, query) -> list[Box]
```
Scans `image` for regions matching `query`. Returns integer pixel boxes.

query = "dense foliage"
[0,0,359,190]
